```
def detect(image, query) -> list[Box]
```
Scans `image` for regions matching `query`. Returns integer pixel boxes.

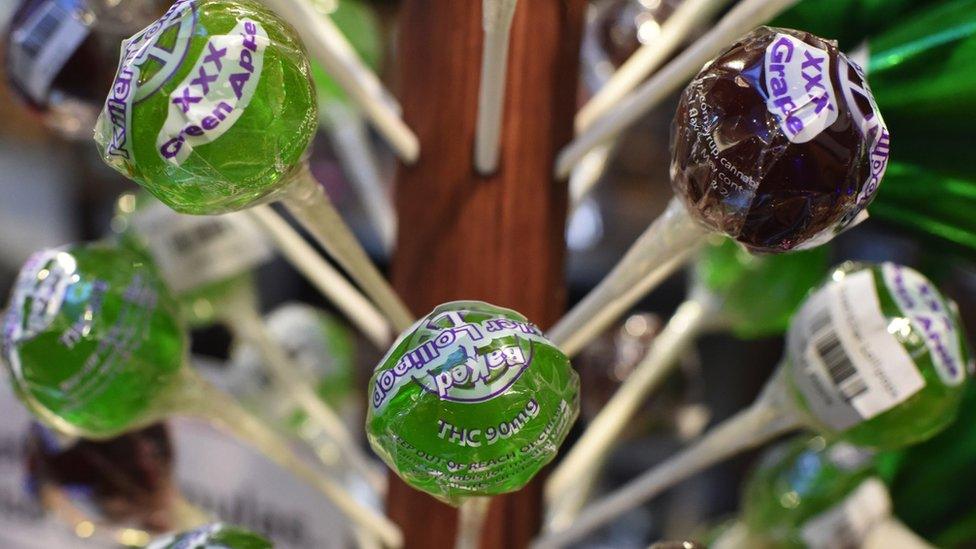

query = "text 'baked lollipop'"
[0,242,401,547]
[367,301,580,506]
[536,262,970,547]
[549,26,890,357]
[93,0,413,333]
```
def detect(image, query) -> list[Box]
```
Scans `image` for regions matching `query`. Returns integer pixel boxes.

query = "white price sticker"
[800,477,891,549]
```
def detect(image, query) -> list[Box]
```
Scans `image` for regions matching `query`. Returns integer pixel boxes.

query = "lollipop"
[544,238,829,523]
[473,0,518,174]
[549,26,888,357]
[114,194,385,494]
[3,0,169,138]
[739,436,889,548]
[26,422,208,546]
[313,0,396,253]
[534,262,970,547]
[255,0,417,162]
[93,0,414,334]
[148,523,272,549]
[0,242,401,547]
[367,301,579,544]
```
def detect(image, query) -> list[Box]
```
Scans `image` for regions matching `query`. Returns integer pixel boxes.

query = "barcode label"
[788,270,925,431]
[130,201,273,293]
[8,0,90,103]
[800,477,891,549]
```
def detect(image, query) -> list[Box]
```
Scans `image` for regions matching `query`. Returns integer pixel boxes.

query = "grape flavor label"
[800,477,891,549]
[97,0,196,170]
[789,269,924,431]
[130,202,271,293]
[882,263,966,386]
[764,34,839,144]
[371,311,550,412]
[156,19,268,165]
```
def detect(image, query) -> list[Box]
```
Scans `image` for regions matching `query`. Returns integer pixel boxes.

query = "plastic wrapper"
[1,243,187,438]
[784,262,971,449]
[693,236,829,339]
[670,26,890,253]
[742,436,885,549]
[148,523,272,549]
[27,422,178,533]
[366,301,579,505]
[93,0,318,215]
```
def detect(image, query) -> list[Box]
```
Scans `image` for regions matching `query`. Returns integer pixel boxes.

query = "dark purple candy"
[670,26,890,253]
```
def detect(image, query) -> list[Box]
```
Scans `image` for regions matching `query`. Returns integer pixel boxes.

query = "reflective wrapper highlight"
[670,27,890,252]
[93,0,317,215]
[366,301,579,505]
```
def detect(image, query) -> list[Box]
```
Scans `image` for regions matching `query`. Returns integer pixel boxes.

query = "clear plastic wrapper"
[670,26,890,252]
[366,301,579,506]
[93,0,318,215]
[148,523,272,549]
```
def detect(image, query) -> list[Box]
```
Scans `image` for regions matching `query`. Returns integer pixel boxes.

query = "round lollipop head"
[148,523,272,549]
[742,435,882,548]
[785,262,972,449]
[670,26,890,253]
[366,301,579,505]
[93,0,318,214]
[1,242,187,438]
[27,421,177,532]
[693,237,830,338]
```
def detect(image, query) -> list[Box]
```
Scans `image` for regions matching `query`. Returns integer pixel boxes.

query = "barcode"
[169,219,228,254]
[810,307,868,402]
[20,5,65,60]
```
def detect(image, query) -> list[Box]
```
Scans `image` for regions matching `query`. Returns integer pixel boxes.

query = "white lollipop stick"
[548,198,707,358]
[321,102,398,254]
[258,0,420,163]
[555,0,800,179]
[568,142,614,213]
[574,0,733,132]
[864,519,935,549]
[221,297,387,496]
[533,371,801,549]
[455,497,492,549]
[474,0,519,174]
[544,297,720,509]
[245,206,392,348]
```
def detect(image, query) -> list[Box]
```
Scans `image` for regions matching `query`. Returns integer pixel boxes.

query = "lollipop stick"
[574,0,732,132]
[258,0,419,163]
[545,298,718,507]
[568,142,614,213]
[548,198,707,357]
[864,518,934,549]
[245,206,392,347]
[555,0,799,178]
[455,497,492,549]
[474,0,519,174]
[281,164,415,332]
[176,369,403,548]
[321,102,398,254]
[221,300,387,495]
[533,372,800,548]
[710,520,751,549]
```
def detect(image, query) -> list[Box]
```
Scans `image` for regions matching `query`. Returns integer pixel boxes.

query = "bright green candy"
[310,0,382,106]
[785,262,971,450]
[94,0,318,215]
[1,243,186,439]
[366,301,579,505]
[148,523,272,549]
[742,436,881,548]
[693,238,829,339]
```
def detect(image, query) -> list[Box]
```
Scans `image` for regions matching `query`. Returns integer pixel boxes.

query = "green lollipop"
[741,436,888,548]
[148,523,272,549]
[93,0,413,335]
[535,262,970,548]
[545,238,829,522]
[1,242,401,547]
[366,301,580,506]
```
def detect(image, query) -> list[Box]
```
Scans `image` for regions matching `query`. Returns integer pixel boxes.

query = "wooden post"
[390,0,586,547]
